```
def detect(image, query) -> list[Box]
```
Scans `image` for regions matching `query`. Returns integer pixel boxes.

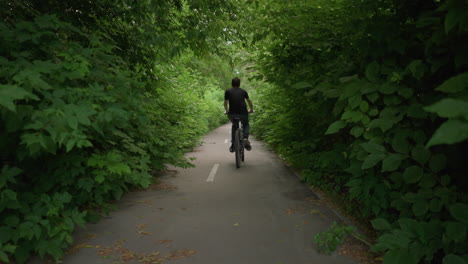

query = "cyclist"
[224,77,254,152]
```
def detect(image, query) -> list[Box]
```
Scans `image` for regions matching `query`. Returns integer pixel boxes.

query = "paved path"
[57,124,357,264]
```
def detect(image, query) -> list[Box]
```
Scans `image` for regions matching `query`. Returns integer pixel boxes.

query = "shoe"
[229,145,234,153]
[243,138,252,151]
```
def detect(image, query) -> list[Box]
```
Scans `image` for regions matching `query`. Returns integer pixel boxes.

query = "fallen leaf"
[136,224,153,235]
[165,249,197,260]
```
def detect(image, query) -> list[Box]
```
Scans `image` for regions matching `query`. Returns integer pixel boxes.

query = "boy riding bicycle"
[224,77,254,152]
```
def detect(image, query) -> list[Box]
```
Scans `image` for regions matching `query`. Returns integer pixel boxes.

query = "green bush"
[248,0,468,262]
[314,222,356,255]
[0,1,235,261]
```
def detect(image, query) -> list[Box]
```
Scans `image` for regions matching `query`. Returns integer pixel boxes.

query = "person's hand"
[249,109,254,113]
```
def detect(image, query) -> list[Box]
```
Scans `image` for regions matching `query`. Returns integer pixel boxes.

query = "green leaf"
[0,85,39,111]
[407,60,427,80]
[3,244,15,253]
[322,88,340,98]
[407,103,427,119]
[397,87,413,99]
[342,110,364,122]
[359,101,369,112]
[95,174,105,184]
[384,249,418,264]
[35,15,58,29]
[304,89,318,97]
[367,92,379,103]
[350,126,364,137]
[0,251,9,263]
[339,75,358,83]
[445,8,464,33]
[108,163,131,175]
[361,115,370,125]
[341,80,362,99]
[365,61,380,82]
[429,154,447,172]
[424,98,468,119]
[348,95,362,109]
[419,174,436,188]
[371,218,391,231]
[66,139,75,152]
[412,199,428,216]
[429,198,442,212]
[443,254,467,264]
[67,116,78,130]
[379,83,398,95]
[426,120,468,147]
[15,245,31,264]
[436,73,468,93]
[0,227,13,243]
[446,222,466,242]
[325,121,346,135]
[411,145,431,165]
[292,81,313,89]
[368,108,379,116]
[392,132,410,154]
[3,190,17,201]
[369,118,394,132]
[361,142,386,153]
[360,82,377,94]
[0,166,21,189]
[450,204,468,224]
[403,166,423,184]
[362,153,386,169]
[18,221,34,239]
[399,218,423,237]
[382,154,404,172]
[3,216,19,226]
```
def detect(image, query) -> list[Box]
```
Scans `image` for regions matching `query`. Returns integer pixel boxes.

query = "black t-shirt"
[225,87,249,114]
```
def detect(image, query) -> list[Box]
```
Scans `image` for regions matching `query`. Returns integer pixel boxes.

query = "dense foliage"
[0,1,237,262]
[247,0,468,263]
[2,0,467,263]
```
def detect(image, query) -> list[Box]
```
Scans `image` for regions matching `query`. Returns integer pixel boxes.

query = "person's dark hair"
[232,77,240,88]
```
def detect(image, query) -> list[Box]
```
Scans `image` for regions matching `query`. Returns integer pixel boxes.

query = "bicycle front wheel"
[235,129,241,168]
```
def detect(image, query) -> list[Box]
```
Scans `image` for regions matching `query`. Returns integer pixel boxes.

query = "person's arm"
[224,100,229,114]
[246,98,254,113]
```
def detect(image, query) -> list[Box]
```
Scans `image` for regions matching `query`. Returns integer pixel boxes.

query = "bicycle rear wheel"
[235,129,241,168]
[241,141,245,162]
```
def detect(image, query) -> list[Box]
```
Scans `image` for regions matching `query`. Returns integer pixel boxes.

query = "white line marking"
[224,139,228,144]
[206,164,219,182]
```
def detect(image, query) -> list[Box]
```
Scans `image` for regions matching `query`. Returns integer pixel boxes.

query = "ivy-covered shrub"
[248,0,468,263]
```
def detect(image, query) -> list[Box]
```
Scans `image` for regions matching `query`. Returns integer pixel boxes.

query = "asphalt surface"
[44,124,357,264]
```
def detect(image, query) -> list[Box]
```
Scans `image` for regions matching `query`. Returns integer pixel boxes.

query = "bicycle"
[231,116,245,168]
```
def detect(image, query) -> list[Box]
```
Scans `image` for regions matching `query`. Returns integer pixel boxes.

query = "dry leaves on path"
[158,240,173,248]
[94,239,196,264]
[165,250,197,260]
[136,224,153,236]
[338,238,380,264]
[65,233,97,255]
